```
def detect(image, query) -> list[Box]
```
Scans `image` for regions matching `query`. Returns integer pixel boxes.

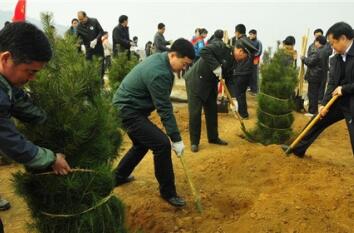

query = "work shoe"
[0,198,10,211]
[162,196,186,207]
[115,175,135,187]
[209,138,228,145]
[191,144,199,153]
[280,144,305,158]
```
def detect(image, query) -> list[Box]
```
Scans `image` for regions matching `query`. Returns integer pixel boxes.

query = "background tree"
[14,12,126,233]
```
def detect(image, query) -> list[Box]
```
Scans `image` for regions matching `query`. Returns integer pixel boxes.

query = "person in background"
[145,41,153,57]
[76,11,104,60]
[154,23,171,53]
[193,28,208,62]
[248,29,263,95]
[101,31,112,73]
[301,35,328,117]
[112,15,133,58]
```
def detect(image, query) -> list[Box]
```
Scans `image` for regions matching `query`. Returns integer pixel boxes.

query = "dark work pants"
[227,76,249,118]
[0,217,3,233]
[187,88,218,146]
[250,64,259,93]
[308,82,321,114]
[115,116,177,198]
[318,72,328,102]
[293,100,354,155]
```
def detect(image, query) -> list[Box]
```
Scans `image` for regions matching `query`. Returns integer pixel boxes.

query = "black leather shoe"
[115,175,135,187]
[191,144,199,152]
[0,198,10,211]
[209,138,228,145]
[281,144,305,158]
[162,196,186,207]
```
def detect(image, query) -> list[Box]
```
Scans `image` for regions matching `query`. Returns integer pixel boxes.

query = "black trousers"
[115,116,177,198]
[227,76,249,118]
[308,82,321,114]
[249,64,259,93]
[318,72,328,102]
[187,88,218,145]
[0,217,3,233]
[293,99,354,155]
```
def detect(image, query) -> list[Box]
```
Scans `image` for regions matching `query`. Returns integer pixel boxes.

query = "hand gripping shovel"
[285,95,339,154]
[179,154,203,213]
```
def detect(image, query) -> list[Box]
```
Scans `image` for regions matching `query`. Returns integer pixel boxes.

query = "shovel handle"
[286,95,339,153]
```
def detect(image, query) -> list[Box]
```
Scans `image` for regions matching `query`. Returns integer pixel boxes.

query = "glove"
[130,41,136,46]
[213,66,222,77]
[90,39,97,48]
[172,141,185,157]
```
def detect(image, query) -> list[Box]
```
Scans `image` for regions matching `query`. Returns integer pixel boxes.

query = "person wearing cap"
[283,22,354,158]
[301,35,329,117]
[184,30,234,153]
[112,15,133,57]
[0,22,71,230]
[225,37,257,119]
[112,38,195,207]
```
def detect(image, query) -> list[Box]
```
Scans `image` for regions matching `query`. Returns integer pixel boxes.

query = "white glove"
[172,141,185,157]
[90,38,98,48]
[213,66,222,77]
[130,41,136,46]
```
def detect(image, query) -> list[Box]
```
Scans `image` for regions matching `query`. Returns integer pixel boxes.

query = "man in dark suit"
[284,22,354,157]
[185,32,256,153]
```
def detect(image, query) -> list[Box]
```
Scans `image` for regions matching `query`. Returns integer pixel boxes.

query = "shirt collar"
[0,74,13,100]
[341,40,353,62]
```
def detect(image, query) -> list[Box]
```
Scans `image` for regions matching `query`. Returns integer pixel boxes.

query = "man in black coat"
[301,35,328,116]
[112,15,133,57]
[284,22,354,157]
[77,11,104,60]
[185,31,256,153]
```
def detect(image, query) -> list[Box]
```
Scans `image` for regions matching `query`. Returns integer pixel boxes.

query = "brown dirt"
[1,94,354,233]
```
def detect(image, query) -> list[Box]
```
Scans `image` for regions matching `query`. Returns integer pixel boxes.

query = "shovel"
[285,95,339,154]
[179,154,203,213]
[219,78,254,141]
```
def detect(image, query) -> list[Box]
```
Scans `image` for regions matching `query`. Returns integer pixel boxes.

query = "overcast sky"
[1,0,354,52]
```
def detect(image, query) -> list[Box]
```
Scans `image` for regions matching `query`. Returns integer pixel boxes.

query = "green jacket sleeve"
[25,146,56,169]
[147,75,181,142]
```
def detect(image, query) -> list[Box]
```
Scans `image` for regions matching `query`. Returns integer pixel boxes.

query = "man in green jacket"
[0,22,71,218]
[112,38,195,207]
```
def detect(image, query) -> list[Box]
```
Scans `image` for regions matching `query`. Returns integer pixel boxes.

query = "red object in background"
[12,0,26,22]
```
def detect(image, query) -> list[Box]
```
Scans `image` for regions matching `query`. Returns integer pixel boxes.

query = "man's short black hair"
[315,35,327,45]
[214,29,224,39]
[4,21,10,27]
[71,18,79,24]
[170,38,195,60]
[119,15,128,24]
[326,22,354,40]
[0,22,52,64]
[158,23,165,30]
[199,28,208,35]
[249,29,257,35]
[235,24,246,34]
[314,28,323,35]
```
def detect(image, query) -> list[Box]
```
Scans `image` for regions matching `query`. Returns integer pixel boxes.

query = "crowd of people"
[0,11,354,232]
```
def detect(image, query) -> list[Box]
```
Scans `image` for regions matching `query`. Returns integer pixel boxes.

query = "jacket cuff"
[24,146,56,169]
[341,85,350,95]
[170,133,182,143]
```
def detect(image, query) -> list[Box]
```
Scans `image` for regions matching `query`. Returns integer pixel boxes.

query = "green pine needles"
[250,49,298,145]
[108,54,138,91]
[14,13,126,233]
